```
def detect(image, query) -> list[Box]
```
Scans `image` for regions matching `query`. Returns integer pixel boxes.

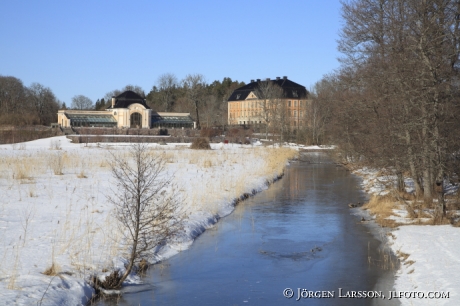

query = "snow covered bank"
[0,136,296,305]
[355,168,459,305]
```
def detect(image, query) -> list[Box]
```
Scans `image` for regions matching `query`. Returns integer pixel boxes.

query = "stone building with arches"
[106,90,152,128]
[58,90,195,129]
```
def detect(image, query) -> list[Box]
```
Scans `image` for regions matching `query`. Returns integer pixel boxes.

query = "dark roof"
[227,77,308,101]
[109,90,151,109]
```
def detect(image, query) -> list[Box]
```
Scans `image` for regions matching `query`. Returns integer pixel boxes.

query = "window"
[294,101,297,107]
[288,100,291,107]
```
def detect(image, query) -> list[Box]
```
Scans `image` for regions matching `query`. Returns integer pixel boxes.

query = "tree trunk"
[405,130,423,198]
[194,100,200,129]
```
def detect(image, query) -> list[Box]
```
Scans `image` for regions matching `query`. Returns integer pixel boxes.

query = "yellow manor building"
[227,77,310,128]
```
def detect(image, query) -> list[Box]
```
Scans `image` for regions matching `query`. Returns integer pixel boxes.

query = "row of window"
[229,100,307,109]
[234,120,306,126]
[230,111,305,117]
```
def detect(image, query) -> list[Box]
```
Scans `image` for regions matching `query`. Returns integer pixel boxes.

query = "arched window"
[130,112,142,128]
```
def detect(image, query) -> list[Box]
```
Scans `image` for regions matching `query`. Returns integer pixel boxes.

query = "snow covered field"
[355,168,460,305]
[0,136,296,305]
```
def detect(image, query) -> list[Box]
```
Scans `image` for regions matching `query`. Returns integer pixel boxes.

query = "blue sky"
[0,0,343,104]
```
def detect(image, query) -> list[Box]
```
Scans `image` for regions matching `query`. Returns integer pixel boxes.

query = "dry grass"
[0,142,298,292]
[13,162,30,180]
[43,263,61,276]
[362,194,400,227]
[396,250,410,261]
[7,247,20,289]
[49,152,65,175]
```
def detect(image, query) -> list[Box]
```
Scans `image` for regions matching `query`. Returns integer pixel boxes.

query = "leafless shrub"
[190,137,211,150]
[106,143,184,288]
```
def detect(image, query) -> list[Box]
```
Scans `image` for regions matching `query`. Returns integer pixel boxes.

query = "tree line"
[0,76,61,126]
[0,74,244,128]
[94,74,244,129]
[312,0,460,218]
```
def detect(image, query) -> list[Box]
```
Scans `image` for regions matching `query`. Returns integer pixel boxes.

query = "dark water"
[97,152,395,306]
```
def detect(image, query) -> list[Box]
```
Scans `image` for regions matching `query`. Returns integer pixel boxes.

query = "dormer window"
[292,90,298,97]
[236,94,241,99]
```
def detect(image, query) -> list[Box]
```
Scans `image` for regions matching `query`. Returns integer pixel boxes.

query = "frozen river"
[96,152,396,305]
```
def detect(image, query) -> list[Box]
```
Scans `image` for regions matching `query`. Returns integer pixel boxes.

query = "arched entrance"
[130,112,142,128]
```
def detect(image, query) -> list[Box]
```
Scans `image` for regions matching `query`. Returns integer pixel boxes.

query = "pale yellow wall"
[106,104,151,128]
[128,104,151,128]
[57,110,70,127]
[228,97,311,128]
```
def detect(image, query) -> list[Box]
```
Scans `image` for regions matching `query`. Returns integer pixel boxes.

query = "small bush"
[190,137,211,150]
[101,270,122,289]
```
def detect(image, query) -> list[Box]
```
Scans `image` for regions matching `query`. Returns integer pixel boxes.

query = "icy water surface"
[97,152,396,306]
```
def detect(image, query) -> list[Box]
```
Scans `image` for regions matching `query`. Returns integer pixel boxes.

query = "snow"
[0,136,294,305]
[355,167,460,305]
[390,225,460,304]
[6,136,458,305]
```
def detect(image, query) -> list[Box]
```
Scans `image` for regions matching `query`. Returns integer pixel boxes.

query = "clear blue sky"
[0,0,343,104]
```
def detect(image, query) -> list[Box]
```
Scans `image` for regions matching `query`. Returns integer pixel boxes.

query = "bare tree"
[254,80,284,140]
[71,95,93,110]
[333,0,460,219]
[123,85,145,97]
[157,73,178,112]
[0,76,26,115]
[28,83,59,125]
[104,85,146,104]
[182,74,206,129]
[309,79,333,145]
[107,143,183,288]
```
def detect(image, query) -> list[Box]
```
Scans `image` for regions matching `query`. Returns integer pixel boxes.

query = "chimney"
[256,79,261,82]
[250,79,255,83]
[111,96,116,108]
[283,76,287,80]
[266,78,270,82]
[276,77,280,80]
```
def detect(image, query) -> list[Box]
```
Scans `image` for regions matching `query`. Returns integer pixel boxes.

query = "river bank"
[352,167,459,305]
[0,136,297,305]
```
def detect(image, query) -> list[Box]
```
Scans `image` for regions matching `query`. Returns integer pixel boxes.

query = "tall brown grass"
[362,195,399,227]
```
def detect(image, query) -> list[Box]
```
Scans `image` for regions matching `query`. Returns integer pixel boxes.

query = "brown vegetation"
[362,195,400,228]
[0,126,61,144]
[312,0,460,222]
[190,137,211,150]
[43,263,60,276]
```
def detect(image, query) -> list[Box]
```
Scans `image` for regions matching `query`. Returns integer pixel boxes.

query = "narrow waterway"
[97,152,396,305]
